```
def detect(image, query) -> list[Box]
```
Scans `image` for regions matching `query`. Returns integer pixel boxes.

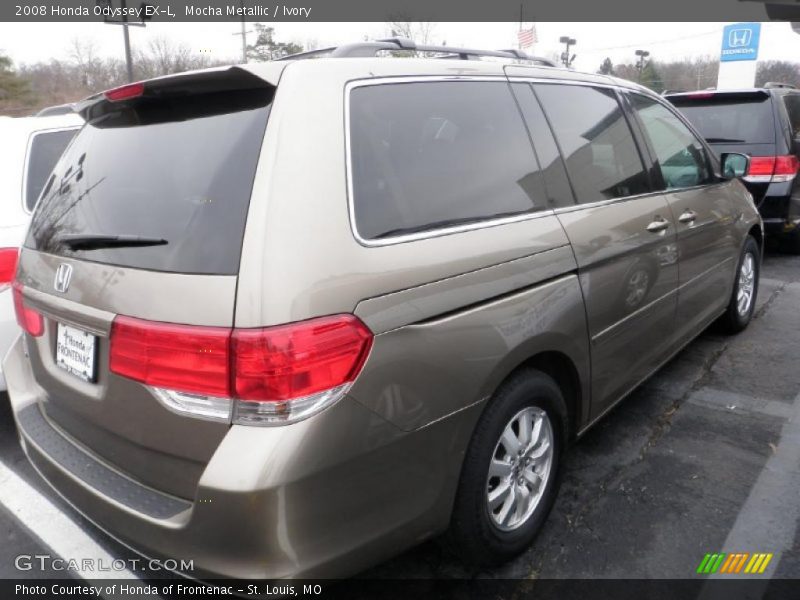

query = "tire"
[718,235,760,334]
[446,369,566,567]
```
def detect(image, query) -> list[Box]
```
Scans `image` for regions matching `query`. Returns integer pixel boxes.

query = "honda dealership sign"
[717,22,761,90]
[720,22,761,62]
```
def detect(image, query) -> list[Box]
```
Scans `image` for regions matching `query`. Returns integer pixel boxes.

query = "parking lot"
[0,250,797,583]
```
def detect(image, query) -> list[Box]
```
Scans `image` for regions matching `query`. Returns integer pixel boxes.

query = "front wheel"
[718,235,760,334]
[446,369,565,567]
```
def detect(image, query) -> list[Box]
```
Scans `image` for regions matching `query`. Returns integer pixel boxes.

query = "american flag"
[517,26,537,49]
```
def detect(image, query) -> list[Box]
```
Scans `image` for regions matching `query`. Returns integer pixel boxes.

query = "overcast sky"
[1,21,799,73]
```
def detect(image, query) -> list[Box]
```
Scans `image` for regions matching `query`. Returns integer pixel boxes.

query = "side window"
[349,81,547,240]
[783,94,800,137]
[25,129,78,211]
[534,84,650,204]
[510,83,575,209]
[629,94,713,190]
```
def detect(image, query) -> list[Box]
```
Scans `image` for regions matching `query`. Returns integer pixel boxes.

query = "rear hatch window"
[667,91,775,145]
[25,69,273,275]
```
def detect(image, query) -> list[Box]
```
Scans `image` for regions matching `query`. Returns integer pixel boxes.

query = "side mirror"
[721,152,750,179]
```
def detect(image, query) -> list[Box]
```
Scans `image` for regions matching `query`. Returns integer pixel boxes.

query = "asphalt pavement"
[1,251,798,584]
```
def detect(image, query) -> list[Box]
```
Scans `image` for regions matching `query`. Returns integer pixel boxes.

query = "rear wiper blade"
[56,234,168,251]
[704,137,746,143]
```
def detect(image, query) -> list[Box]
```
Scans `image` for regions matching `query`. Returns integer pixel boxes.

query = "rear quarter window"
[25,129,78,212]
[348,80,548,241]
[783,94,800,137]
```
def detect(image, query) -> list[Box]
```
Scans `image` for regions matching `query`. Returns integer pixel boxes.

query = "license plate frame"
[55,323,97,383]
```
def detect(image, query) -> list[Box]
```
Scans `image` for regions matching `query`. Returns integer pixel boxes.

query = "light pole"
[232,0,251,63]
[635,49,650,80]
[97,0,150,83]
[559,36,576,69]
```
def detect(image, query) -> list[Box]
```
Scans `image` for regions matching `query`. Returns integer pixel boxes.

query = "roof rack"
[764,82,797,89]
[276,37,558,67]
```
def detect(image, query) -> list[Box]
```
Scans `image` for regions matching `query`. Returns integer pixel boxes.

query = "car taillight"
[0,248,18,292]
[773,155,800,182]
[109,314,373,426]
[12,282,44,337]
[745,155,799,183]
[110,316,231,397]
[104,82,145,102]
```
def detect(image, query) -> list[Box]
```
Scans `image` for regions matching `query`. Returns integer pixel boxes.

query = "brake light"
[0,248,18,290]
[109,314,373,425]
[744,155,799,183]
[104,82,144,102]
[773,155,800,181]
[685,92,715,99]
[110,316,231,397]
[12,283,44,337]
[233,315,373,400]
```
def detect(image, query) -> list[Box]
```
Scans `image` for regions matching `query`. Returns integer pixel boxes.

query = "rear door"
[532,82,680,419]
[16,68,274,500]
[626,92,738,340]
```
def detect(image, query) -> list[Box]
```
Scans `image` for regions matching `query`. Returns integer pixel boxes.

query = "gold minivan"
[3,39,762,579]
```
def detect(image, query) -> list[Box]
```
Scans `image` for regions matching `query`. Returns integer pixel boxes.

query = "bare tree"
[756,61,800,88]
[384,20,438,56]
[8,36,231,115]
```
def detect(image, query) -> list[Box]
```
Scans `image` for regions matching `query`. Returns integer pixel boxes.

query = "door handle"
[646,218,670,233]
[678,210,697,224]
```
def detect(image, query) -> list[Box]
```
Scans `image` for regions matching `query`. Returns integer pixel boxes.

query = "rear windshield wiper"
[56,234,168,251]
[704,137,746,143]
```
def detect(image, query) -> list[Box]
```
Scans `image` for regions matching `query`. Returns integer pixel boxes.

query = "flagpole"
[519,3,523,50]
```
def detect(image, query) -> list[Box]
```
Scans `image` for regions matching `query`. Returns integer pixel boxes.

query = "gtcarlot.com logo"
[696,552,774,575]
[14,554,194,573]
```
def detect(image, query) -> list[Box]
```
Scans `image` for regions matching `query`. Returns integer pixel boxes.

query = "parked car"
[3,39,762,579]
[665,84,800,252]
[0,112,82,391]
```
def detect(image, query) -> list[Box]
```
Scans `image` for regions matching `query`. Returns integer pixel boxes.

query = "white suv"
[0,113,82,390]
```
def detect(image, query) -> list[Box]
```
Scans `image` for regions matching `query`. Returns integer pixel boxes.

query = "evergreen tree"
[598,57,615,76]
[246,25,303,62]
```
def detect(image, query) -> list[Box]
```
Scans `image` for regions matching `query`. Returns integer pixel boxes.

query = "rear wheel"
[447,369,565,567]
[718,236,760,334]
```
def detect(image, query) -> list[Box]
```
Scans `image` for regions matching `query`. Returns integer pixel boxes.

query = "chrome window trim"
[21,125,81,215]
[344,75,557,248]
[552,190,665,214]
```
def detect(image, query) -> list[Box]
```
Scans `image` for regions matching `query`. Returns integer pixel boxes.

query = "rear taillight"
[12,282,44,337]
[745,155,799,183]
[109,314,373,426]
[110,316,231,397]
[773,155,800,182]
[0,248,18,292]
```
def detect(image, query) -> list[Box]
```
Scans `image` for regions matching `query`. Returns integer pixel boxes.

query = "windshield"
[25,86,272,275]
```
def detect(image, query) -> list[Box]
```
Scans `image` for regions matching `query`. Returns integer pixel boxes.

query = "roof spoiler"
[75,67,272,122]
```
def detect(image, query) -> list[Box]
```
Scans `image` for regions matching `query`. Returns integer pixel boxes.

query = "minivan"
[4,39,762,579]
[666,85,800,252]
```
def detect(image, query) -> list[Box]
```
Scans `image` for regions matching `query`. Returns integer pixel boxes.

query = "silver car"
[3,39,761,579]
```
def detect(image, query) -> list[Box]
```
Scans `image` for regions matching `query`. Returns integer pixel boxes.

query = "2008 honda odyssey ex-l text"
[3,38,762,579]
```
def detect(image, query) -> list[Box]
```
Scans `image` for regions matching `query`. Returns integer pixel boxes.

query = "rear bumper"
[758,189,800,237]
[3,336,481,579]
